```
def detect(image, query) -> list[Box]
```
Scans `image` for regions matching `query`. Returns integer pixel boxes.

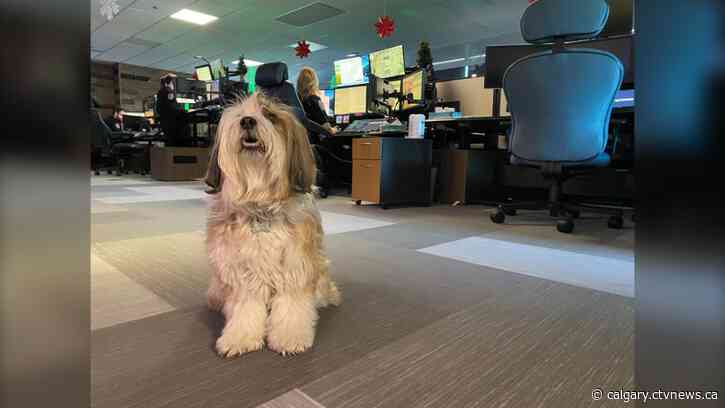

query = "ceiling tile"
[96,41,151,62]
[135,18,190,44]
[92,7,165,50]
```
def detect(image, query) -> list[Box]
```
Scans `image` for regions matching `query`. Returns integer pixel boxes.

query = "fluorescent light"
[346,53,358,57]
[177,97,196,104]
[170,9,218,25]
[432,57,466,66]
[287,41,328,52]
[469,54,486,59]
[232,59,264,67]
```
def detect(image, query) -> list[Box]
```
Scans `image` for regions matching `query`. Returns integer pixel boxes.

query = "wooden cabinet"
[352,137,433,208]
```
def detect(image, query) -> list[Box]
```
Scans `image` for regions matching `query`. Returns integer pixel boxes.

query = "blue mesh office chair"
[490,0,626,233]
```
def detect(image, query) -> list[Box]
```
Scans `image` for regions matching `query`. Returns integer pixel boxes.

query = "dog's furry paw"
[267,328,314,356]
[215,334,264,358]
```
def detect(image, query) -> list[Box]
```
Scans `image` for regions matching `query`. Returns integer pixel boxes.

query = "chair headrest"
[255,62,289,87]
[521,0,609,44]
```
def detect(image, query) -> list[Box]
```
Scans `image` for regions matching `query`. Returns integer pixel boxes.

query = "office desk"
[426,115,511,149]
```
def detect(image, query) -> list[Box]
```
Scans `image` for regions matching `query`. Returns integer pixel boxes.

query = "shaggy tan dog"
[206,93,340,357]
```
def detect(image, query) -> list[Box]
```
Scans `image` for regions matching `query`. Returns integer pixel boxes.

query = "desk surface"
[426,115,511,124]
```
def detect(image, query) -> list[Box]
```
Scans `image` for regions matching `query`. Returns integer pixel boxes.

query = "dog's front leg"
[266,288,318,356]
[216,286,268,358]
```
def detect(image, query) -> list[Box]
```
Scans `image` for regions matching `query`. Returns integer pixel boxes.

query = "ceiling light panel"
[170,9,218,25]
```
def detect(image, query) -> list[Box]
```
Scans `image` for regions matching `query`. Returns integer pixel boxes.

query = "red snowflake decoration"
[294,40,311,58]
[374,16,395,39]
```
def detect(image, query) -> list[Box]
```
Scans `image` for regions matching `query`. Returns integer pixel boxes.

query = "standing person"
[157,73,188,147]
[296,67,337,144]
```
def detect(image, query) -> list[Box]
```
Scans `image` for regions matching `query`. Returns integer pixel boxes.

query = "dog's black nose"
[240,116,257,130]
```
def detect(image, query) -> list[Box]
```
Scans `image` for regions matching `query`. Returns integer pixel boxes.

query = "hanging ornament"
[294,41,311,58]
[100,0,120,21]
[374,16,395,39]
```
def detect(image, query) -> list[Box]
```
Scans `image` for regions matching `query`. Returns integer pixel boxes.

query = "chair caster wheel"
[502,207,517,216]
[490,210,506,224]
[556,219,574,233]
[94,171,100,176]
[355,200,362,206]
[318,189,328,199]
[608,215,624,229]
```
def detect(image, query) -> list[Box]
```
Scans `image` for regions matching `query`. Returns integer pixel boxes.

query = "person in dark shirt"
[105,107,124,131]
[296,67,337,144]
[157,73,189,147]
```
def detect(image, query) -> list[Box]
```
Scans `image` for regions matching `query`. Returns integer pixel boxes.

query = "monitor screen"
[334,85,367,115]
[484,35,634,89]
[401,70,425,110]
[600,0,634,38]
[195,65,213,82]
[369,45,405,78]
[614,89,635,109]
[321,89,335,116]
[386,80,401,110]
[334,55,369,87]
[369,76,401,112]
[209,59,226,80]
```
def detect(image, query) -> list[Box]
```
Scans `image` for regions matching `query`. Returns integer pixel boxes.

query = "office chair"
[91,109,143,176]
[489,0,628,233]
[255,62,332,198]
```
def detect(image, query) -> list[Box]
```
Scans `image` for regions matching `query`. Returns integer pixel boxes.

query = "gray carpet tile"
[92,253,175,330]
[302,284,633,408]
[255,389,326,408]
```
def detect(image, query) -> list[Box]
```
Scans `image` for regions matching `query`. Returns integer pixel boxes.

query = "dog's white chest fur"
[206,193,320,289]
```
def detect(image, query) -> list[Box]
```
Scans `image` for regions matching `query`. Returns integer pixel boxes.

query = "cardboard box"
[150,146,210,181]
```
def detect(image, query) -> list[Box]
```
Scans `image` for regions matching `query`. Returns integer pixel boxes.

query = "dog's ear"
[285,114,316,193]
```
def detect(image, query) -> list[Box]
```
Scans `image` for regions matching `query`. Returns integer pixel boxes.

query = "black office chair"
[255,62,331,197]
[489,0,631,233]
[91,109,143,175]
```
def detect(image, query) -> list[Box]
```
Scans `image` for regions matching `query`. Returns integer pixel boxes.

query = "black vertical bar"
[636,0,725,406]
[492,88,502,117]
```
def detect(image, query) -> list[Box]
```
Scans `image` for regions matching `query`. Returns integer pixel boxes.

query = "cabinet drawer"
[352,138,382,160]
[352,159,381,203]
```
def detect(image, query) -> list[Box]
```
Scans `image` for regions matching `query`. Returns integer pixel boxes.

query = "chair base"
[489,174,632,234]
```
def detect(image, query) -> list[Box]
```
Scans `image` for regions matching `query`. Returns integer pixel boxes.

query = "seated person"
[296,67,337,144]
[105,107,125,131]
[157,73,190,147]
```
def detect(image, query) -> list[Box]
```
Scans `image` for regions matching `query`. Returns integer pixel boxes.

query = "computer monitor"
[195,64,213,82]
[368,75,402,113]
[209,59,226,80]
[176,77,205,97]
[484,35,634,89]
[334,85,368,115]
[401,70,426,111]
[320,89,335,116]
[600,0,634,38]
[613,89,635,109]
[334,55,369,87]
[369,45,405,79]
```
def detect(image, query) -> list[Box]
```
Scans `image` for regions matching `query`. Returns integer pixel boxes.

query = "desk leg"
[457,125,471,149]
